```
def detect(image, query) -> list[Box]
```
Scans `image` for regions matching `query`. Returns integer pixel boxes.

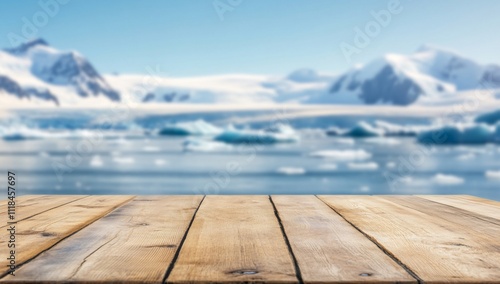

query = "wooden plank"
[167,195,298,283]
[0,195,45,207]
[0,195,87,226]
[416,195,500,222]
[0,195,134,277]
[451,195,500,207]
[319,195,500,283]
[271,195,416,283]
[3,196,203,283]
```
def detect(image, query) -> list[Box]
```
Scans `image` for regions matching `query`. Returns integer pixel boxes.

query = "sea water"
[1,135,499,200]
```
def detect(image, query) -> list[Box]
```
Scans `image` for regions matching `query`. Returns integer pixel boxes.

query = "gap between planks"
[2,195,498,283]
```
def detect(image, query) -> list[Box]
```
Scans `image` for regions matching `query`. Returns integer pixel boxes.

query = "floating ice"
[317,163,338,171]
[475,110,500,125]
[142,146,160,152]
[214,124,299,144]
[90,155,104,167]
[333,138,355,145]
[325,126,344,136]
[344,122,384,138]
[158,119,222,136]
[310,149,372,161]
[154,159,167,166]
[347,162,379,171]
[39,151,50,158]
[363,137,401,145]
[0,124,104,141]
[417,124,497,145]
[113,157,135,164]
[432,173,464,185]
[183,138,233,152]
[373,120,424,137]
[485,170,500,180]
[277,167,306,175]
[456,153,475,160]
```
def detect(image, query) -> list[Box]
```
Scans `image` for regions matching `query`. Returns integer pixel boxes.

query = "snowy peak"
[327,45,500,105]
[4,38,49,55]
[0,39,120,106]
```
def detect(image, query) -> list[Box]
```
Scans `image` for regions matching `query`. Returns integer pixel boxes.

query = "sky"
[1,0,500,77]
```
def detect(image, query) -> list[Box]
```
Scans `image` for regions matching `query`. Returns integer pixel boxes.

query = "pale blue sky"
[1,0,499,76]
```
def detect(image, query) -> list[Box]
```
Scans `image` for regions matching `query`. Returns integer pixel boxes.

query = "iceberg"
[417,124,495,145]
[158,120,222,136]
[344,122,384,138]
[475,110,500,125]
[325,126,344,136]
[214,124,299,144]
[373,120,423,137]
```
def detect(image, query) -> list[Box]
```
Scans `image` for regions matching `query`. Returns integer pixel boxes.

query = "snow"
[310,149,372,161]
[0,39,120,107]
[3,39,500,108]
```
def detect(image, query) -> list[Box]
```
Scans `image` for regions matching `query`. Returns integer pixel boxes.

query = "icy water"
[2,135,499,200]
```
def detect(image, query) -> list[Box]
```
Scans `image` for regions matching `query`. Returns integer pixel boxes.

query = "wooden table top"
[0,195,498,283]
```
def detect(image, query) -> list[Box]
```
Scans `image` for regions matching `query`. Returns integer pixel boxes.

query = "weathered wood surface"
[0,195,87,227]
[0,194,498,283]
[418,195,500,220]
[319,195,500,283]
[0,195,134,277]
[4,196,202,283]
[271,195,415,283]
[167,195,298,283]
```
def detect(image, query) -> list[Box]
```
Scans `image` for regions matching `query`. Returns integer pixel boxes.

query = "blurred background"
[1,0,499,199]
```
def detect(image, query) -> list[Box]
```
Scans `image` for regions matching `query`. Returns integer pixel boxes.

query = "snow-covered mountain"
[1,39,499,107]
[106,69,334,105]
[323,45,500,105]
[0,38,120,107]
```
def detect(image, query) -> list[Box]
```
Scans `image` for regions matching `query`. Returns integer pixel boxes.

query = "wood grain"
[410,196,500,226]
[319,195,500,283]
[167,195,298,283]
[0,195,134,277]
[0,195,46,207]
[271,195,416,283]
[456,195,500,207]
[3,196,203,284]
[418,195,500,221]
[0,195,87,227]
